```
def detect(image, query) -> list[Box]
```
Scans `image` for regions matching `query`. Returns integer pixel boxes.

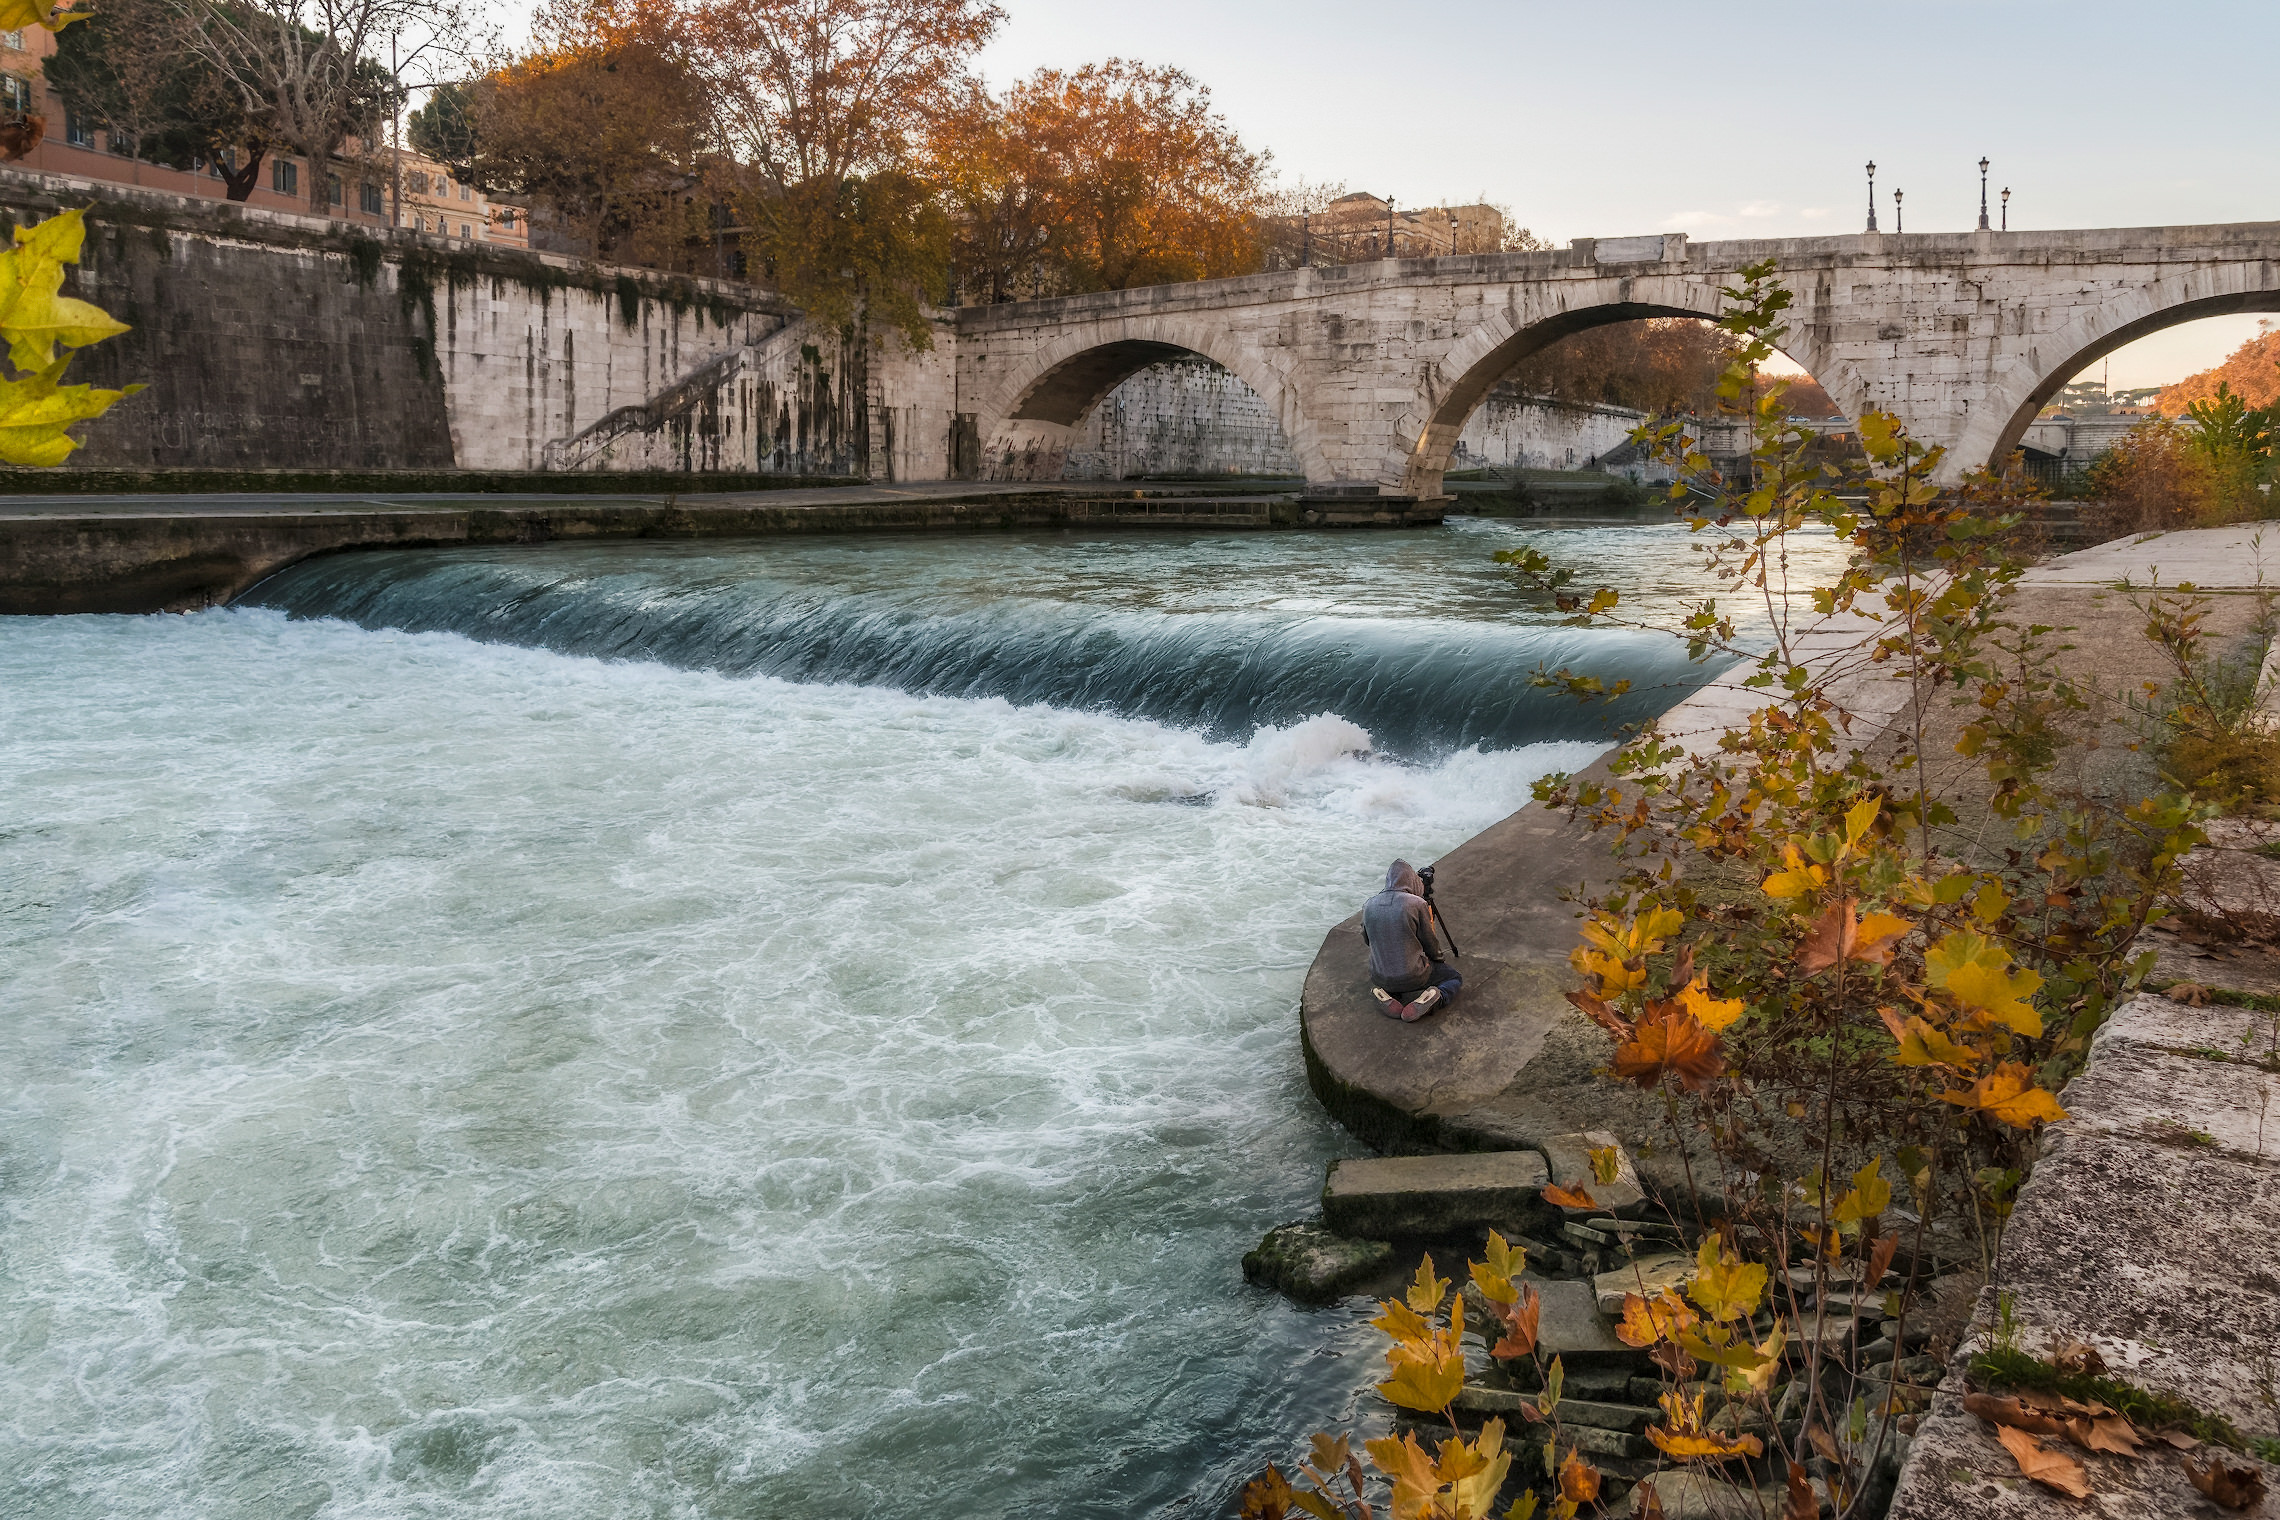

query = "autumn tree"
[2157,323,2280,414]
[45,0,273,196]
[939,59,1265,296]
[697,0,1003,342]
[467,0,716,266]
[161,0,457,214]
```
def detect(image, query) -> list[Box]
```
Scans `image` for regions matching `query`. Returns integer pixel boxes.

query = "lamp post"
[2001,187,2010,232]
[1865,160,1877,232]
[1978,157,1991,230]
[1301,208,1311,268]
[1893,187,1903,235]
[1387,196,1396,259]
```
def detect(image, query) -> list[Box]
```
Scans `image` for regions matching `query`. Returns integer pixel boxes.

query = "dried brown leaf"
[2184,1453,2268,1510]
[1994,1425,2093,1499]
[1963,1392,2070,1439]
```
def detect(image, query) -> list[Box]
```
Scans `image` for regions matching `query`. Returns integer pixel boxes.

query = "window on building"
[496,207,515,230]
[0,74,29,113]
[1,29,24,49]
[459,222,471,239]
[110,128,136,158]
[359,180,383,216]
[459,182,471,202]
[328,174,342,207]
[407,170,428,195]
[64,109,95,148]
[272,158,297,195]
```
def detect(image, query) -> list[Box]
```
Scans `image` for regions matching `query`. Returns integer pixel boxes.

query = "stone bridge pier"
[950,224,2280,494]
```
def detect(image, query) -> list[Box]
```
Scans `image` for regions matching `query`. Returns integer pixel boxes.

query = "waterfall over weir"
[244,529,1711,758]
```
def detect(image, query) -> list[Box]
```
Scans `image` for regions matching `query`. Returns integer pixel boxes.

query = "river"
[0,516,1843,1518]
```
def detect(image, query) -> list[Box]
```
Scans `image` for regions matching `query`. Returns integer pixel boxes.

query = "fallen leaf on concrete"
[1632,1477,1666,1519]
[1963,1391,2069,1439]
[2050,1339,2109,1377]
[2074,1414,2142,1456]
[2183,1453,2268,1510]
[1540,1183,1597,1210]
[1994,1425,2094,1499]
[2157,1430,2204,1451]
[2166,981,2214,1006]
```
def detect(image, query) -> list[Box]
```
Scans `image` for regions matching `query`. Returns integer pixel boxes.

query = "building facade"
[0,27,525,246]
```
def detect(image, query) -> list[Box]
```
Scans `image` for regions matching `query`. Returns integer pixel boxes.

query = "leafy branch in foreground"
[0,208,139,465]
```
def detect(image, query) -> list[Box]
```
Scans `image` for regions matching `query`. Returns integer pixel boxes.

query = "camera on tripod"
[1416,863,1438,900]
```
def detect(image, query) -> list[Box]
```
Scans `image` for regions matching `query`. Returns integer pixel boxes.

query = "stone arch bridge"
[948,224,2280,494]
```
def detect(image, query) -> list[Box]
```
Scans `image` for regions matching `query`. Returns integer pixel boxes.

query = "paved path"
[2021,522,2280,589]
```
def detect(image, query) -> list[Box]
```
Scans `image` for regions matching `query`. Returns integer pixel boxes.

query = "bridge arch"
[1965,273,2280,475]
[967,318,1332,483]
[1397,273,1854,498]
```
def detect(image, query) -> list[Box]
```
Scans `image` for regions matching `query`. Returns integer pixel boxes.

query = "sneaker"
[1372,987,1410,1019]
[1405,987,1443,1019]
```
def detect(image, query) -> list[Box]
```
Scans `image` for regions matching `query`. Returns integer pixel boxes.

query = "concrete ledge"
[0,483,1302,614]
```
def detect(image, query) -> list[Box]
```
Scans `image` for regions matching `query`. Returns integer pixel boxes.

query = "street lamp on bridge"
[1978,157,1992,230]
[2002,187,2011,232]
[1893,187,1903,235]
[1865,161,1877,232]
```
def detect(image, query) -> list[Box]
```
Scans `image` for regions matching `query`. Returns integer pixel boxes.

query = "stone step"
[1593,1250,1696,1314]
[1538,1131,1648,1218]
[1321,1150,1549,1237]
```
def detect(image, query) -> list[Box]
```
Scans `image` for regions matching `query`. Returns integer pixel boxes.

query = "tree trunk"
[221,149,263,203]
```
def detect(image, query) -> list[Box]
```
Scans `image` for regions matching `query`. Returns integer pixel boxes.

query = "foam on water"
[3,521,1848,1517]
[0,605,1595,1519]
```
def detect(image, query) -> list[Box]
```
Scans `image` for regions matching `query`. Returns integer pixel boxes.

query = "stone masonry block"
[1321,1150,1549,1238]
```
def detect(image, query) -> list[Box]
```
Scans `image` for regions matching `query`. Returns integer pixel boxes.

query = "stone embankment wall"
[1,170,959,483]
[1889,988,2280,1516]
[1032,358,1652,483]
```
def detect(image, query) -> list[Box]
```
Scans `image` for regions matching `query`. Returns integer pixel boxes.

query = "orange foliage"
[1505,318,1747,416]
[928,59,1266,299]
[2156,326,2280,414]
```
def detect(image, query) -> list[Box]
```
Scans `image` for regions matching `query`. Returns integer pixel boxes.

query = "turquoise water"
[0,518,1843,1518]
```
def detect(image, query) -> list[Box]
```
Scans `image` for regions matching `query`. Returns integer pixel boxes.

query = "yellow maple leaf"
[1365,1431,1442,1518]
[1941,1062,2069,1130]
[1924,930,2043,1036]
[1878,1006,1983,1070]
[1685,1236,1767,1323]
[1679,978,1747,1031]
[1377,1339,1465,1414]
[1370,1296,1430,1342]
[1762,842,1824,899]
[1407,1254,1449,1314]
[1447,1420,1513,1517]
[1614,1289,1698,1347]
[1844,796,1881,847]
[1830,1158,1892,1228]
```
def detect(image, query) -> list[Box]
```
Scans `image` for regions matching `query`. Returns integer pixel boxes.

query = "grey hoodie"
[1362,859,1446,992]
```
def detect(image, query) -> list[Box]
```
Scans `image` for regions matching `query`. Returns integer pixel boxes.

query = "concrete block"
[1241,1221,1395,1305]
[1593,1250,1695,1314]
[1320,1150,1548,1238]
[1538,1130,1648,1218]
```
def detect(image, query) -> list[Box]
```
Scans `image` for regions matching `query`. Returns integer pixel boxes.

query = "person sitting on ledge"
[1362,858,1460,1022]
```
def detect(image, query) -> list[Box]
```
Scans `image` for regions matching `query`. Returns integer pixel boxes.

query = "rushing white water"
[0,518,1844,1518]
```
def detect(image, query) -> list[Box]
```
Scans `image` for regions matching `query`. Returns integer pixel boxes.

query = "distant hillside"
[2157,327,2280,413]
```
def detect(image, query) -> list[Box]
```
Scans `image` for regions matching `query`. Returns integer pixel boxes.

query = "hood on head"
[1385,859,1423,896]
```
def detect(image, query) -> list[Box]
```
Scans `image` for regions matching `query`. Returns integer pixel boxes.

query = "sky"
[497,0,2280,389]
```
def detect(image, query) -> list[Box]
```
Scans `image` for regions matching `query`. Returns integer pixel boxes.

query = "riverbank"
[1288,523,2280,1513]
[0,481,1450,615]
